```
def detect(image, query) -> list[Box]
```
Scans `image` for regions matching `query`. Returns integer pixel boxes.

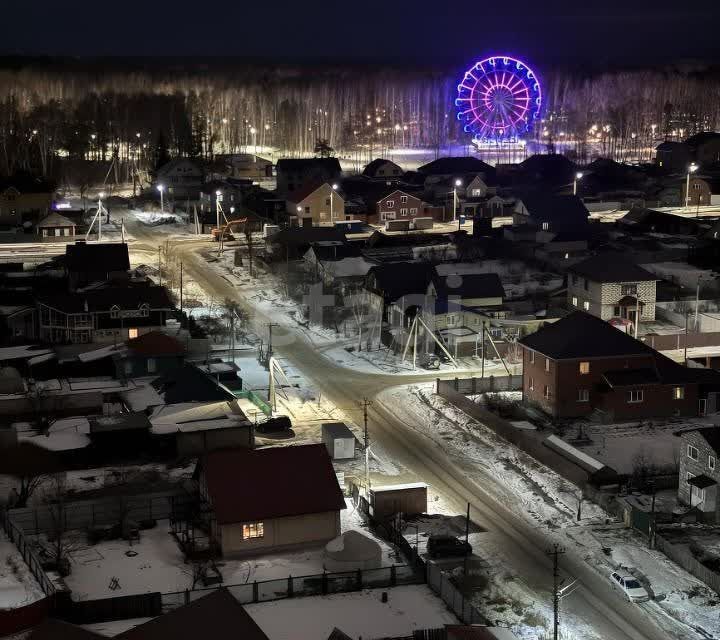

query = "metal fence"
[8,491,191,536]
[426,562,490,625]
[2,510,56,598]
[437,375,522,396]
[654,534,720,595]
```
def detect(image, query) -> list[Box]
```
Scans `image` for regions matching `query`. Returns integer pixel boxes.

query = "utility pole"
[266,323,279,363]
[359,398,373,499]
[179,261,183,317]
[158,246,162,287]
[548,543,566,640]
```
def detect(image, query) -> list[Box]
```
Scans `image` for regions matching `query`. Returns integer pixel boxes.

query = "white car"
[610,571,650,603]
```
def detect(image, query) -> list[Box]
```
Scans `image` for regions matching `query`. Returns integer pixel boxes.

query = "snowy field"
[245,585,458,640]
[381,383,720,640]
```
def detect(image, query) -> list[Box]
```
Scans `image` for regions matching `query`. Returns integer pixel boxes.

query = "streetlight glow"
[331,183,339,190]
[454,179,462,187]
[576,172,584,180]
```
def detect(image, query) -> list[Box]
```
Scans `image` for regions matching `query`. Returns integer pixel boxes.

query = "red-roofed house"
[286,183,345,224]
[196,444,345,556]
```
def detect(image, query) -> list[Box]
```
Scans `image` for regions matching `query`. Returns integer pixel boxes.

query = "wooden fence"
[438,375,522,395]
[654,534,720,595]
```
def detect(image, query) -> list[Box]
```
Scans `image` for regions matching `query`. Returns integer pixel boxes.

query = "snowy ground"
[245,585,458,640]
[0,533,45,610]
[383,383,720,640]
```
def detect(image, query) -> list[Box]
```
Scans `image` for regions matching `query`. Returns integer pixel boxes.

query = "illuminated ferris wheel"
[455,56,542,143]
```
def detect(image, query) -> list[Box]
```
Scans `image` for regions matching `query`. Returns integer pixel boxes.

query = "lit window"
[400,195,408,203]
[709,456,716,471]
[627,390,644,403]
[400,208,408,216]
[410,207,418,214]
[583,301,590,311]
[688,445,699,461]
[577,389,589,402]
[242,522,264,539]
[386,200,394,208]
[572,296,578,307]
[673,386,684,400]
[529,351,535,364]
[542,222,549,231]
[128,328,139,339]
[579,362,590,375]
[543,385,550,399]
[528,377,534,391]
[545,358,550,372]
[621,284,637,295]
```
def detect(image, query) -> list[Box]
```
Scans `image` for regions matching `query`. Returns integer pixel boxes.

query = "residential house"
[304,244,376,289]
[36,212,77,239]
[365,262,435,329]
[150,363,237,404]
[118,331,186,377]
[516,154,577,190]
[275,158,342,197]
[655,133,720,171]
[618,206,703,236]
[567,254,658,323]
[676,427,720,523]
[286,182,345,224]
[686,132,720,166]
[155,158,205,202]
[513,194,589,232]
[362,158,404,180]
[196,444,345,556]
[0,174,55,230]
[199,179,248,216]
[216,153,274,180]
[65,241,130,291]
[655,141,691,172]
[681,176,712,207]
[38,285,173,344]
[372,189,441,224]
[519,311,720,420]
[417,157,494,179]
[265,226,348,261]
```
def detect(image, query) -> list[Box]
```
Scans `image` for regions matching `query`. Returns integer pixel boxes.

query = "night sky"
[3,0,719,67]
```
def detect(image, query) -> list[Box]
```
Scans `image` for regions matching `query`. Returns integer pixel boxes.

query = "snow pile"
[0,533,45,610]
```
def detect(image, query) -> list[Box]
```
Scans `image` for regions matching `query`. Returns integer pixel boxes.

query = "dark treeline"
[0,59,719,181]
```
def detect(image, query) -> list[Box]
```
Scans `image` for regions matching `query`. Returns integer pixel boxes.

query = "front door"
[699,398,707,416]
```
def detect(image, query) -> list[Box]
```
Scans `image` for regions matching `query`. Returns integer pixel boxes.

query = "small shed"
[89,412,152,452]
[321,422,356,460]
[370,482,428,519]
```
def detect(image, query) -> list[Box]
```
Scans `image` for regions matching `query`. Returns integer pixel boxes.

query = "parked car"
[609,572,650,603]
[418,353,440,370]
[427,535,472,559]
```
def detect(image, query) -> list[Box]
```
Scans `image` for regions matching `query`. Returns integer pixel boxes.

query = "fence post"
[288,575,293,598]
[253,581,258,603]
[390,565,396,587]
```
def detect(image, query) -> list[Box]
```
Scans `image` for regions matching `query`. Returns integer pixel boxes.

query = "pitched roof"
[366,262,435,302]
[117,589,268,640]
[520,312,652,359]
[678,426,720,455]
[418,157,494,176]
[269,226,347,248]
[151,363,235,404]
[127,331,185,356]
[201,444,345,524]
[434,273,504,300]
[569,254,658,283]
[27,619,105,640]
[276,157,341,172]
[518,194,589,223]
[289,181,341,204]
[37,212,76,228]
[65,242,130,272]
[39,285,173,314]
[362,158,403,176]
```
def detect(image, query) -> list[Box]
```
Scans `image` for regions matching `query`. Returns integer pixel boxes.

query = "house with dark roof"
[65,241,131,291]
[362,158,404,180]
[117,588,268,640]
[520,311,720,420]
[196,444,345,556]
[685,132,720,166]
[365,262,435,328]
[264,225,347,261]
[567,254,659,324]
[676,426,720,522]
[38,284,173,344]
[417,157,494,179]
[117,331,186,377]
[513,194,589,232]
[155,158,205,202]
[286,182,345,224]
[151,362,236,404]
[618,206,703,236]
[275,158,342,197]
[655,141,691,172]
[372,189,440,224]
[0,173,55,229]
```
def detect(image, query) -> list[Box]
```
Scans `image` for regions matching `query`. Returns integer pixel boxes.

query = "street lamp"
[330,183,339,223]
[686,162,699,210]
[453,178,462,224]
[157,184,165,214]
[573,172,583,196]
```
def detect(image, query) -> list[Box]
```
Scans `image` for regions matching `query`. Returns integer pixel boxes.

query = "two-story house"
[372,189,440,224]
[275,158,342,198]
[567,254,658,325]
[513,194,589,232]
[520,311,720,420]
[286,183,345,224]
[155,158,205,202]
[65,241,131,292]
[677,427,720,522]
[0,175,55,229]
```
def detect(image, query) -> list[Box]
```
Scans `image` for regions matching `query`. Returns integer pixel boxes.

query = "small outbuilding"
[321,422,356,460]
[369,482,428,519]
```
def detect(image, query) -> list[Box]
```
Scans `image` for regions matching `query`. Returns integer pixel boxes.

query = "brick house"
[373,189,437,223]
[196,444,345,557]
[567,254,658,324]
[286,182,345,224]
[677,427,720,522]
[681,176,712,207]
[519,311,720,420]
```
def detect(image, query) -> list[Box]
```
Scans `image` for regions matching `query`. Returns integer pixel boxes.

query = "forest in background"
[0,59,719,183]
